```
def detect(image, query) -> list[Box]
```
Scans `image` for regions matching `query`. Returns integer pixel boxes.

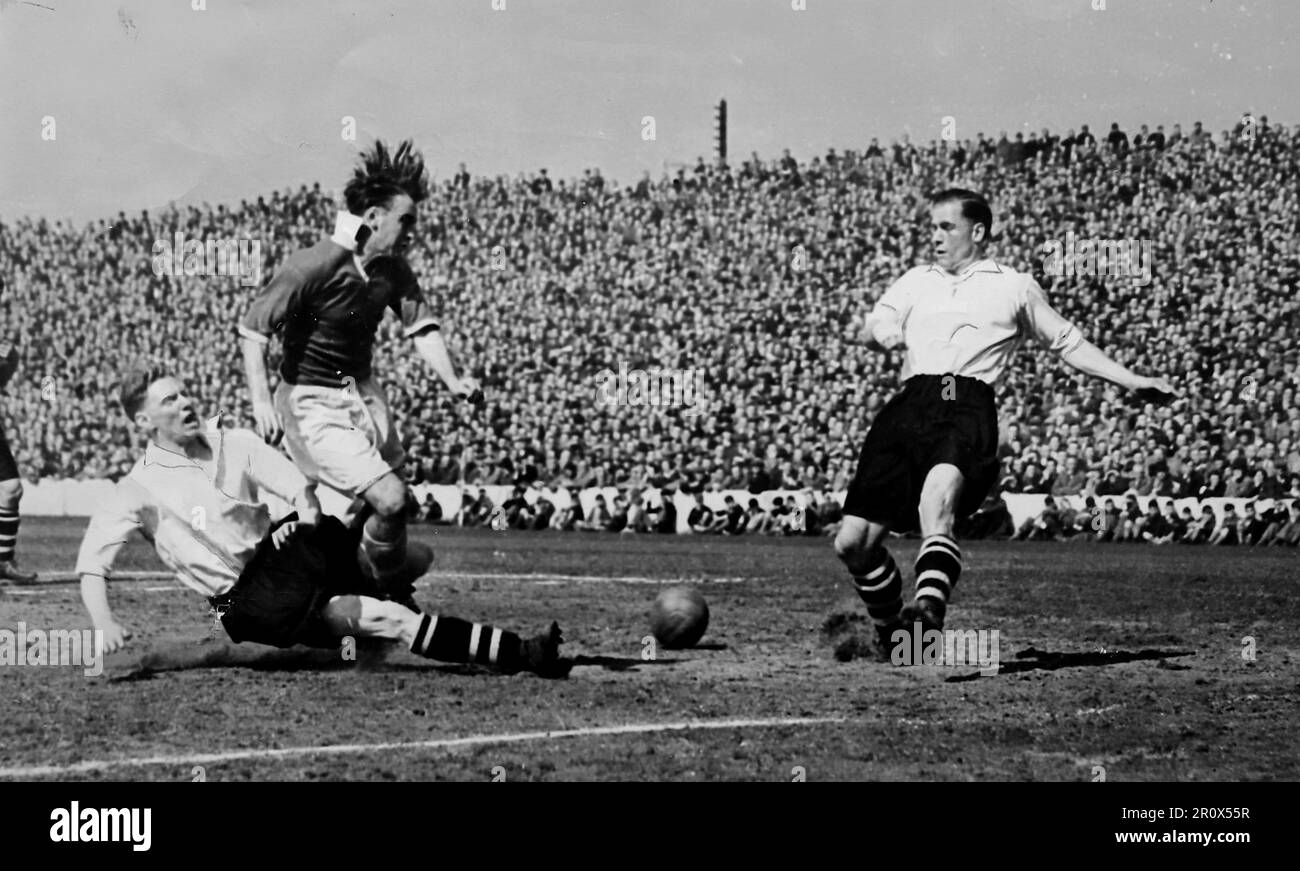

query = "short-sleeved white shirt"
[876,258,1082,385]
[76,426,308,597]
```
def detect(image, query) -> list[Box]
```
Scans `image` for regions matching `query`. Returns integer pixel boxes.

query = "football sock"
[0,507,18,562]
[409,613,522,670]
[852,547,903,627]
[914,534,962,604]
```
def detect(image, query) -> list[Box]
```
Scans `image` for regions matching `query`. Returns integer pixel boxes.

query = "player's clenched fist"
[1131,376,1178,405]
[455,376,485,405]
[251,399,284,445]
[864,311,905,351]
[874,323,905,350]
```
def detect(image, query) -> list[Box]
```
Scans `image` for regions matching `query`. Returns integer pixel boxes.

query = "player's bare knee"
[0,478,22,504]
[833,524,866,562]
[325,595,416,643]
[362,477,408,519]
[321,594,364,636]
[373,493,407,519]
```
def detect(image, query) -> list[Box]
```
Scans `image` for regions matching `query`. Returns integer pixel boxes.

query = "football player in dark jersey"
[240,141,481,611]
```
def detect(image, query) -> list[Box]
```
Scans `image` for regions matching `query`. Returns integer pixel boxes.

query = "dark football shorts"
[211,515,379,649]
[0,426,17,481]
[843,373,1000,533]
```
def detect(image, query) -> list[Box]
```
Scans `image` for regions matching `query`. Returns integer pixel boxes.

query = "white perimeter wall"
[20,480,1284,534]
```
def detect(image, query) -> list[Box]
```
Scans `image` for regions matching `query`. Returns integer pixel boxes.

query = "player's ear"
[971,222,987,245]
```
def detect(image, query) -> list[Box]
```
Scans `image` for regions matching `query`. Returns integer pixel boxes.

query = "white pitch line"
[1,588,84,597]
[12,571,169,583]
[0,716,846,779]
[434,572,746,585]
[4,571,746,596]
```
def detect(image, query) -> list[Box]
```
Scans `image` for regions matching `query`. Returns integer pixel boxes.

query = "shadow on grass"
[568,641,728,671]
[944,646,1196,683]
[108,642,374,680]
[110,639,581,680]
[570,654,681,672]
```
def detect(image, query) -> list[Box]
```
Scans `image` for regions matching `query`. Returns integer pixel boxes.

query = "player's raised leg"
[901,463,965,632]
[200,510,565,675]
[269,375,427,611]
[356,471,418,606]
[240,140,483,613]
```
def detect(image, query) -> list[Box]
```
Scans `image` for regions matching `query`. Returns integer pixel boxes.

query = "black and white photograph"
[0,0,1295,812]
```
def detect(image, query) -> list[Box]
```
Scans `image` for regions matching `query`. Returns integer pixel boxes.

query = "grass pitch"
[1,519,1296,781]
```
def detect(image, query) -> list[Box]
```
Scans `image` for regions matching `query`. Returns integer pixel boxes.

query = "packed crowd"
[406,484,1300,547]
[961,489,1300,546]
[409,485,843,538]
[2,115,1298,544]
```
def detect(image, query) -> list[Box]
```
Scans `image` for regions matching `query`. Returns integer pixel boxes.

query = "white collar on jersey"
[330,211,369,279]
[928,257,1003,280]
[143,416,228,479]
[331,210,365,250]
[142,433,212,469]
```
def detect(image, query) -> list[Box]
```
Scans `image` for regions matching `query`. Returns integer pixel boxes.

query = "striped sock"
[914,534,962,604]
[0,508,17,562]
[852,547,903,627]
[409,613,522,670]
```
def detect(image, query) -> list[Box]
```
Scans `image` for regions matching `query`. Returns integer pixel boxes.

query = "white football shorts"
[274,377,406,515]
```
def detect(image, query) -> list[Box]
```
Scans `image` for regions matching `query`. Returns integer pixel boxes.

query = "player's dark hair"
[929,187,994,239]
[344,139,430,214]
[119,360,164,420]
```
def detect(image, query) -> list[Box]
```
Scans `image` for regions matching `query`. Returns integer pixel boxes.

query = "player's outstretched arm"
[238,258,304,441]
[75,483,148,653]
[80,573,132,654]
[239,335,284,443]
[413,329,484,404]
[1024,281,1176,403]
[1059,339,1176,401]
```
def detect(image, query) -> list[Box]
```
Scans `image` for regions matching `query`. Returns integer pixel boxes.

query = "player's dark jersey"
[239,229,438,388]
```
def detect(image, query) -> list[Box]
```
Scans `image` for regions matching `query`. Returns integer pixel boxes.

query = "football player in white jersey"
[833,188,1175,661]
